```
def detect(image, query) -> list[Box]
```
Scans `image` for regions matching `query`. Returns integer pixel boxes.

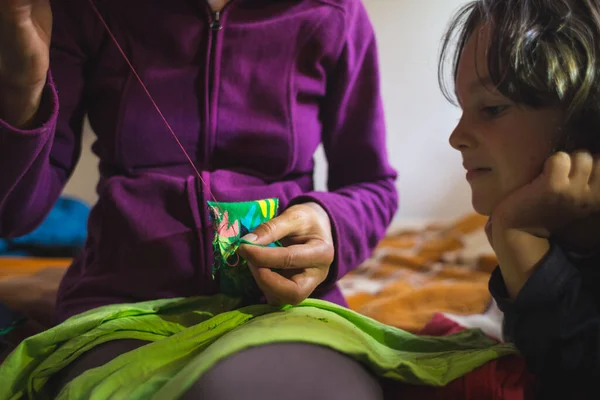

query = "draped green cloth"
[0,295,516,399]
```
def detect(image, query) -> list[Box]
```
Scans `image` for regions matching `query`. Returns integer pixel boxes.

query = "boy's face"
[450,25,564,216]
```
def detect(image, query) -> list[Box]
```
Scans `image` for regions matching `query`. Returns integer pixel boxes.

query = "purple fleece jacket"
[0,0,398,322]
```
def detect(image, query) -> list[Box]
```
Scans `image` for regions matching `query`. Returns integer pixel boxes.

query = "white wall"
[63,0,475,225]
[363,0,473,223]
[63,118,99,206]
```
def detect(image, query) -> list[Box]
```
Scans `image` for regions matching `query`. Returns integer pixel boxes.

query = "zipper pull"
[211,11,222,31]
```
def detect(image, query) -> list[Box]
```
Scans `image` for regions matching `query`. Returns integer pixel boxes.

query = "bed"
[340,213,503,338]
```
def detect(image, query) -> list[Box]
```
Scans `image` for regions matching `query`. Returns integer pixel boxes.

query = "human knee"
[184,343,383,400]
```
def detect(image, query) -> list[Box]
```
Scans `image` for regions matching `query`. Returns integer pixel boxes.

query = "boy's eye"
[480,105,509,117]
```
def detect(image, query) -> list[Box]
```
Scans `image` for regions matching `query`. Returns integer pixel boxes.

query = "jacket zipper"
[205,6,229,162]
[211,11,222,31]
[201,5,229,294]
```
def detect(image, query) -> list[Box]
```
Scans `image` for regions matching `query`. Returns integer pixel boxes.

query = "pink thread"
[86,0,253,267]
[87,0,224,212]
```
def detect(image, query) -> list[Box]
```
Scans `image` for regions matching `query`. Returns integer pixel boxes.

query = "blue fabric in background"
[0,197,89,344]
[0,197,90,257]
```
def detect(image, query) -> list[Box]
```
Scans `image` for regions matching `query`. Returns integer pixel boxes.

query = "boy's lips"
[465,167,492,181]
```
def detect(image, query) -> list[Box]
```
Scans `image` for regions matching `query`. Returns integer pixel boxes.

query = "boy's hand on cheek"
[488,151,600,298]
[492,151,600,238]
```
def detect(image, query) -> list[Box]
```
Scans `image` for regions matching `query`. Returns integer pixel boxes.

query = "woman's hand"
[237,202,335,306]
[0,0,52,127]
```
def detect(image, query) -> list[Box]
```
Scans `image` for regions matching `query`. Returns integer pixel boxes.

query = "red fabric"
[382,313,537,400]
[419,313,468,336]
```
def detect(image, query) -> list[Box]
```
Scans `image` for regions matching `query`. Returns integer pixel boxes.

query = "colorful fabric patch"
[207,199,280,301]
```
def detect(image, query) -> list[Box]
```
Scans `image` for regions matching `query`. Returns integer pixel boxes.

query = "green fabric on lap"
[0,295,517,399]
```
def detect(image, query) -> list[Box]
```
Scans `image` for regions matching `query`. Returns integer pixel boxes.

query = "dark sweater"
[490,243,600,398]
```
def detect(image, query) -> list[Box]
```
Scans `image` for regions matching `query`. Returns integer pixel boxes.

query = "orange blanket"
[0,257,69,280]
[340,213,498,332]
[0,259,68,331]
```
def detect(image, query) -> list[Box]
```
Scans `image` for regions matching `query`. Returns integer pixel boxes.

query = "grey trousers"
[48,340,385,399]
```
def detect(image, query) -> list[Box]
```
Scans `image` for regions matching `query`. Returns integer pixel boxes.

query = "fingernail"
[242,233,257,243]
